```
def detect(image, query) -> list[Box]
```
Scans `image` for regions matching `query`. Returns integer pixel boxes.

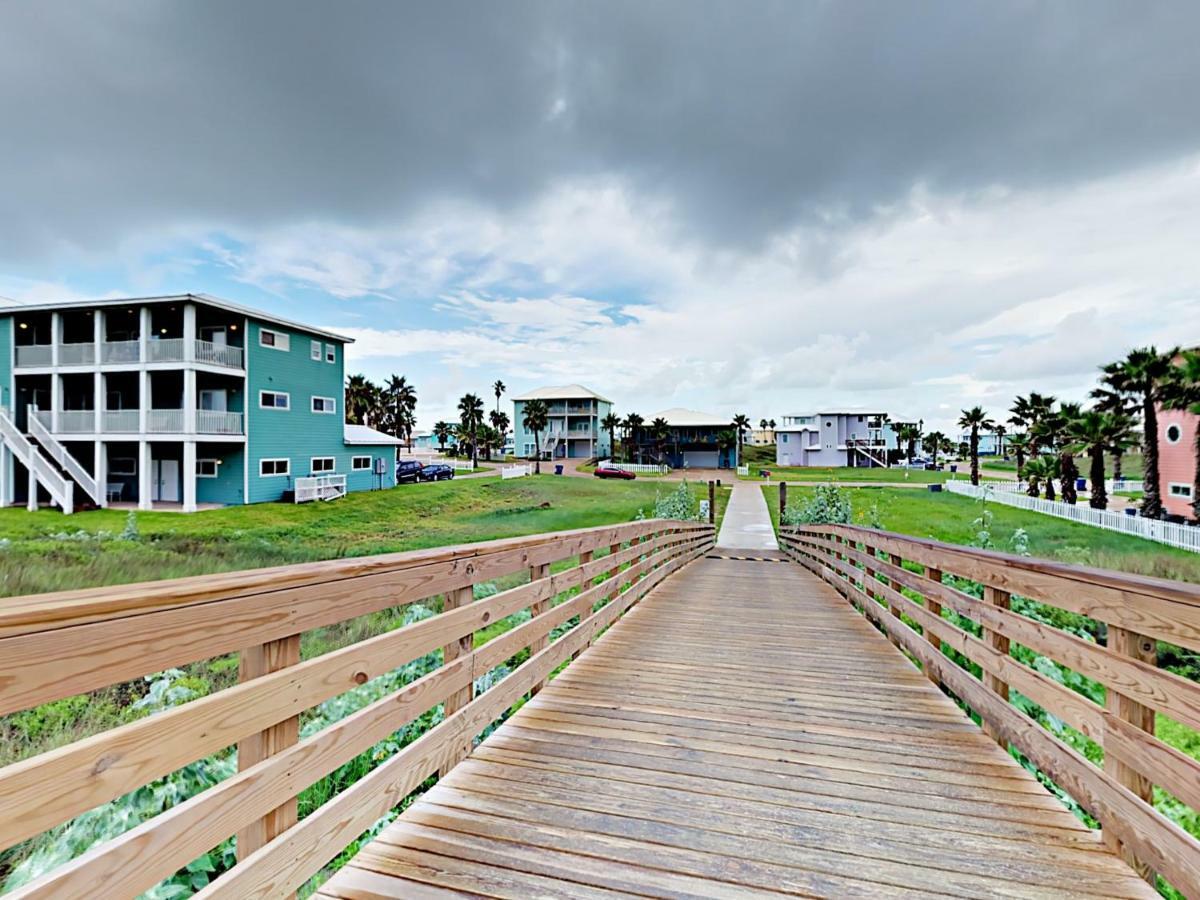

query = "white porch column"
[183,302,197,363]
[138,306,150,363]
[94,308,103,355]
[94,371,103,433]
[182,440,197,512]
[50,311,60,367]
[138,370,149,433]
[94,441,107,508]
[138,440,153,510]
[27,464,37,511]
[184,368,197,435]
[0,445,8,507]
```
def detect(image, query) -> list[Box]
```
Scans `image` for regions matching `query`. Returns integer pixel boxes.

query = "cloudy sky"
[2,2,1198,433]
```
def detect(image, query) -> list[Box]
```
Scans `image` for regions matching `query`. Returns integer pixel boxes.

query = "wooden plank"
[440,584,476,775]
[982,586,1011,746]
[924,566,944,688]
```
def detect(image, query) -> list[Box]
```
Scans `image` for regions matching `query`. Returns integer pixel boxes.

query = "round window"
[1166,423,1182,444]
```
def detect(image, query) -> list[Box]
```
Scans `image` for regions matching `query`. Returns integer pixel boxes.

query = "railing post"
[236,633,301,864]
[529,562,551,695]
[924,567,944,688]
[440,584,476,774]
[572,549,594,662]
[779,481,787,520]
[882,551,904,648]
[1104,625,1157,884]
[981,586,1011,745]
[707,481,715,524]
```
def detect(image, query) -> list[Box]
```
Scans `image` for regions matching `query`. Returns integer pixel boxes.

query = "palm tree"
[488,408,510,434]
[923,430,946,467]
[475,424,500,461]
[1101,347,1179,518]
[958,406,995,486]
[994,423,1006,458]
[897,424,921,466]
[731,414,751,466]
[601,412,621,462]
[623,413,644,462]
[649,417,670,464]
[433,420,453,453]
[1021,456,1050,499]
[1011,392,1057,454]
[1006,433,1030,482]
[493,380,506,415]
[383,374,417,445]
[522,399,549,474]
[768,418,776,434]
[1055,402,1083,505]
[716,429,737,467]
[1090,383,1138,481]
[1162,350,1200,519]
[344,374,377,426]
[457,393,485,468]
[1065,410,1115,510]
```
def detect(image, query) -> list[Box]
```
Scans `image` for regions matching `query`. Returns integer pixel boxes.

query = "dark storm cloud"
[1,1,1197,259]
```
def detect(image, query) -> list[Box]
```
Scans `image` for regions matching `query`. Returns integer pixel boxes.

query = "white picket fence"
[501,463,533,480]
[945,481,1200,554]
[295,474,347,503]
[597,459,669,475]
[451,460,477,472]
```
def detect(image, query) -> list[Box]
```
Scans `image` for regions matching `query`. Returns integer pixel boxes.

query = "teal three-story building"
[0,293,398,512]
[512,385,613,460]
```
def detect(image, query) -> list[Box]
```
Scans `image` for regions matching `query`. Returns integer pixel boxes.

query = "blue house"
[0,293,398,512]
[512,385,613,460]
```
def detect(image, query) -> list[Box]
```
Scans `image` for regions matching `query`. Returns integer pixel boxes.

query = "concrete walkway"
[717,481,778,550]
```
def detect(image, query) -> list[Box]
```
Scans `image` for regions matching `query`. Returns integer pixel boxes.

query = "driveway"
[716,481,779,550]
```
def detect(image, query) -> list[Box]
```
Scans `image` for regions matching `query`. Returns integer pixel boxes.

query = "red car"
[593,465,636,480]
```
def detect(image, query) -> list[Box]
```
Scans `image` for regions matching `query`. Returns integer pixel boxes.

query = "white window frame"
[311,395,336,414]
[259,329,290,351]
[325,343,336,364]
[310,339,322,361]
[1169,482,1193,498]
[1165,423,1183,444]
[259,390,290,410]
[311,456,336,474]
[352,455,371,471]
[197,459,220,478]
[259,458,290,477]
[109,457,136,476]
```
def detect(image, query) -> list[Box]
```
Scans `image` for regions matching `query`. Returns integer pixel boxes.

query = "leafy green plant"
[781,484,852,527]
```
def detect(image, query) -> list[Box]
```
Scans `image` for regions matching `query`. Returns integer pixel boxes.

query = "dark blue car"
[395,459,424,483]
[419,463,454,482]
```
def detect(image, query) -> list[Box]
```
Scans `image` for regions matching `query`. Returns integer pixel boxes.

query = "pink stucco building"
[1158,403,1198,520]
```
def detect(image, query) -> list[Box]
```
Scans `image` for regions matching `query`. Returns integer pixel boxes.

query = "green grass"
[0,476,728,599]
[761,485,1200,583]
[739,465,1006,484]
[982,454,1145,480]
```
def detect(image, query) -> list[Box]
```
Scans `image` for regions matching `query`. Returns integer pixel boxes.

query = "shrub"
[781,484,852,527]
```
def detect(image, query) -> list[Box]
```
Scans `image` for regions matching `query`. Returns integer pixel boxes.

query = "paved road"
[716,481,779,550]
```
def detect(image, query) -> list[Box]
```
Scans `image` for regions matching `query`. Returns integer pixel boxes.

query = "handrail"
[0,406,73,513]
[779,523,1200,896]
[27,409,100,504]
[0,518,714,898]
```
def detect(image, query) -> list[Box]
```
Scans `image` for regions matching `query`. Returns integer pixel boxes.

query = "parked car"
[593,465,636,480]
[395,459,424,483]
[419,463,454,482]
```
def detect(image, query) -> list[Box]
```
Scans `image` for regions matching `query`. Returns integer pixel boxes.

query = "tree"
[994,423,1006,458]
[958,406,995,486]
[1090,383,1138,481]
[716,429,737,467]
[488,408,510,443]
[345,374,378,427]
[923,430,946,467]
[522,399,549,474]
[768,418,776,432]
[731,414,751,466]
[1005,433,1030,482]
[897,424,921,466]
[1065,410,1116,510]
[601,412,621,462]
[1100,346,1178,519]
[493,380,506,415]
[1021,456,1050,499]
[383,374,417,445]
[1162,350,1200,519]
[1054,403,1083,505]
[433,420,453,453]
[649,417,670,464]
[1011,392,1057,454]
[623,413,644,462]
[457,393,485,468]
[476,424,500,461]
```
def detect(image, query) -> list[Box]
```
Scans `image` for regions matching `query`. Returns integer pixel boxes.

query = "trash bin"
[928,484,942,492]
[554,464,564,476]
[1124,508,1137,517]
[1076,477,1087,491]
[949,464,958,473]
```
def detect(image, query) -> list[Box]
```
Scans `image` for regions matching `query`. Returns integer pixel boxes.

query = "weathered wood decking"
[320,554,1157,899]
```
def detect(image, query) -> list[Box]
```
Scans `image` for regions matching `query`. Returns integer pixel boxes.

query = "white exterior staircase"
[27,409,102,506]
[0,407,76,513]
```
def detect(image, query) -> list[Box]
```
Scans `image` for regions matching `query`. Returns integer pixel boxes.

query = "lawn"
[0,475,728,599]
[761,484,1200,583]
[982,454,1145,480]
[739,465,1007,484]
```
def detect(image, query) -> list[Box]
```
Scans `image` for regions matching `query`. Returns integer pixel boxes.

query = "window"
[325,343,336,364]
[1166,423,1183,444]
[1169,483,1194,499]
[352,455,372,471]
[109,457,136,476]
[311,456,335,473]
[260,390,290,410]
[781,433,788,443]
[259,329,289,351]
[523,442,535,456]
[260,458,290,477]
[311,396,336,414]
[197,459,220,478]
[310,340,322,360]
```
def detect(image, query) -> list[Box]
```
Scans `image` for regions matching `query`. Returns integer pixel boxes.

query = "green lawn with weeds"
[740,465,1005,484]
[982,454,1145,480]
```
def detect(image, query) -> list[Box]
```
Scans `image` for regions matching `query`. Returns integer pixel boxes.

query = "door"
[199,389,227,412]
[201,327,227,347]
[153,459,180,502]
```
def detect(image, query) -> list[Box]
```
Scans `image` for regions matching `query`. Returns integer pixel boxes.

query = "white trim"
[310,455,336,474]
[1165,422,1183,444]
[259,390,290,410]
[259,328,290,351]
[310,339,322,361]
[311,395,336,414]
[259,457,290,477]
[197,458,220,478]
[324,343,336,364]
[1169,482,1194,499]
[352,455,371,470]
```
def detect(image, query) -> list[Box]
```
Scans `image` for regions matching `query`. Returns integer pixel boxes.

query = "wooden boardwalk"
[320,554,1157,899]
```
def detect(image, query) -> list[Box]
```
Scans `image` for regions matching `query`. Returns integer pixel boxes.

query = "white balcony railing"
[59,411,98,433]
[15,345,52,367]
[295,474,347,503]
[58,343,96,366]
[194,340,244,369]
[147,338,186,363]
[148,409,185,432]
[103,410,140,432]
[196,410,243,435]
[102,341,140,364]
[32,410,51,429]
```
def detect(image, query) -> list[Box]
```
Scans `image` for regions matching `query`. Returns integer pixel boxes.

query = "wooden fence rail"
[779,524,1200,898]
[0,518,714,899]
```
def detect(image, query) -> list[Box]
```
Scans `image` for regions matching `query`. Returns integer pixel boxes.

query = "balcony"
[102,410,140,432]
[147,339,186,363]
[148,409,185,433]
[14,345,52,367]
[194,340,243,369]
[102,341,140,364]
[59,411,98,433]
[59,343,96,366]
[196,410,243,434]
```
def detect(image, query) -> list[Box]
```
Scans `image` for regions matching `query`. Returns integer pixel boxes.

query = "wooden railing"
[0,518,714,899]
[779,524,1200,897]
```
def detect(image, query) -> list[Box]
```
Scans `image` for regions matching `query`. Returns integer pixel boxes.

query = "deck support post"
[572,549,594,661]
[707,481,715,524]
[981,586,1011,745]
[1104,625,1157,885]
[236,633,301,868]
[924,567,944,688]
[779,481,787,520]
[441,584,476,774]
[529,562,551,695]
